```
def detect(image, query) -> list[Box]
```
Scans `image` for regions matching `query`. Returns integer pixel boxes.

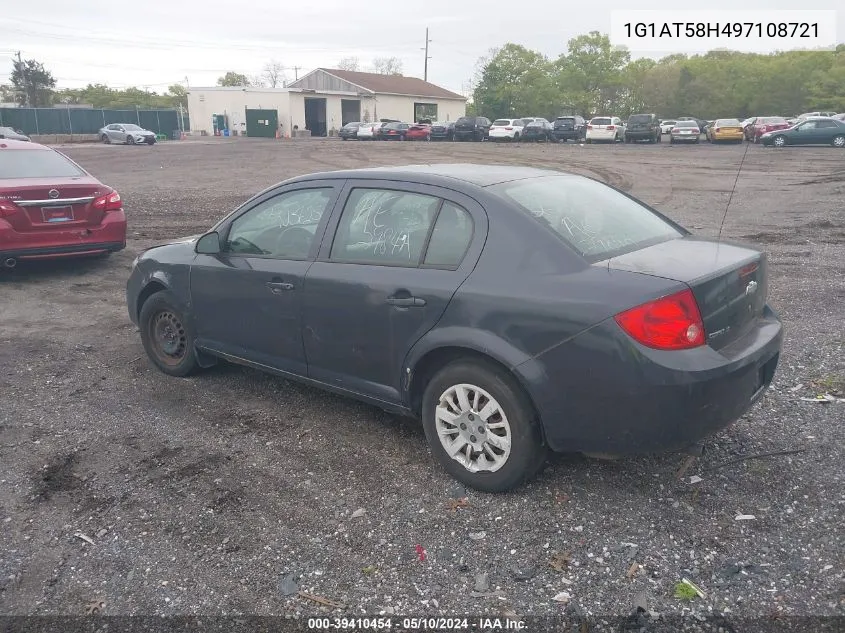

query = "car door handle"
[266,281,294,293]
[386,296,426,307]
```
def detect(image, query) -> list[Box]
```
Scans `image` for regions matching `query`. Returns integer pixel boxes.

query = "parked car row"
[340,112,845,149]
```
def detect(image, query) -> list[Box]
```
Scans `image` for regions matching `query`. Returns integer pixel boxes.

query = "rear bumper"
[454,131,480,140]
[521,305,783,455]
[626,130,657,139]
[671,134,700,141]
[0,210,127,260]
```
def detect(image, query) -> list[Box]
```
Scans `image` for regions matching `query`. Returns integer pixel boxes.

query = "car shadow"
[0,254,123,282]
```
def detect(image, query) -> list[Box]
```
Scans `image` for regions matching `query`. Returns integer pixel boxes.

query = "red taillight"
[714,127,720,132]
[671,128,680,133]
[92,189,122,212]
[0,198,20,218]
[587,124,593,129]
[614,288,706,351]
[607,125,615,130]
[505,127,513,130]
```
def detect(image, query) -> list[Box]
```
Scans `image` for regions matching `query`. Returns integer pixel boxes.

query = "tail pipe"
[3,257,16,269]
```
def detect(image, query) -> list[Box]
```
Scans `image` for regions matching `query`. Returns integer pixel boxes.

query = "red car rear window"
[0,149,85,179]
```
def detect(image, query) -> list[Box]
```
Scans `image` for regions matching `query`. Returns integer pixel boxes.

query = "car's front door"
[301,181,486,404]
[190,182,342,374]
[791,121,821,144]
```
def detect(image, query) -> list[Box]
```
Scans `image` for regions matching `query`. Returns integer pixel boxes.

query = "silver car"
[0,126,30,141]
[99,123,156,145]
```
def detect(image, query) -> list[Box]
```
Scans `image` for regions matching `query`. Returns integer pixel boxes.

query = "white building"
[187,68,466,137]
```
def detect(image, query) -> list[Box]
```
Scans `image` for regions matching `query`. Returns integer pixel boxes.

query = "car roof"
[289,163,571,188]
[0,138,50,150]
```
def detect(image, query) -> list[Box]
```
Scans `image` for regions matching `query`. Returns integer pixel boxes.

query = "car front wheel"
[101,134,110,144]
[773,135,787,148]
[421,359,547,493]
[139,290,199,377]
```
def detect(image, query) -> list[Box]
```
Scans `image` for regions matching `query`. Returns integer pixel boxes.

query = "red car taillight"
[671,128,680,133]
[614,289,706,351]
[92,190,122,211]
[714,127,720,132]
[0,198,20,218]
[607,125,615,130]
[504,127,513,130]
[587,125,593,129]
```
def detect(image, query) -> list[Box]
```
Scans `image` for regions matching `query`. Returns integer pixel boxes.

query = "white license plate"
[681,131,692,134]
[42,206,74,222]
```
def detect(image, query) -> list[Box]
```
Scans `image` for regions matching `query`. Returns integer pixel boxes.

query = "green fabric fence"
[0,107,186,136]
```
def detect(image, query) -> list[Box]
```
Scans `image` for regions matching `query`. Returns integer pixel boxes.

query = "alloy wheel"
[435,383,512,473]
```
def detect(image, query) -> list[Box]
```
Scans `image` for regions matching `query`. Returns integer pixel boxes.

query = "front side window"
[225,188,332,259]
[331,188,441,265]
[489,175,682,262]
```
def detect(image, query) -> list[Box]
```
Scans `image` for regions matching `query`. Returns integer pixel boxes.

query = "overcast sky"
[1,0,842,96]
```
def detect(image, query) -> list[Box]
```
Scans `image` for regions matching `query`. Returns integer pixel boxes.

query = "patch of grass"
[674,581,698,601]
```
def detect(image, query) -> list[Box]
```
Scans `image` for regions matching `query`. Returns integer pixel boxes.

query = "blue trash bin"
[223,129,230,137]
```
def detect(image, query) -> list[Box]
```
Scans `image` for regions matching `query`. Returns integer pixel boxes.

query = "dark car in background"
[339,122,361,140]
[760,117,845,148]
[125,163,782,493]
[381,122,411,140]
[0,139,126,267]
[521,118,553,142]
[453,116,491,141]
[430,121,455,141]
[551,116,586,142]
[624,113,661,143]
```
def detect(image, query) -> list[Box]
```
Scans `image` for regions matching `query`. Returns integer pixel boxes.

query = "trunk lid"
[606,237,768,350]
[0,177,111,231]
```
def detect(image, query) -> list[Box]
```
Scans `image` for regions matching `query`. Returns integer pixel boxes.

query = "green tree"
[555,32,630,116]
[217,72,251,87]
[11,58,56,107]
[472,44,554,120]
[166,84,188,109]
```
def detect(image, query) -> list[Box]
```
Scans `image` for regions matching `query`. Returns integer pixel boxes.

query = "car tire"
[669,138,675,144]
[421,359,547,493]
[832,135,845,148]
[773,135,787,148]
[139,289,199,377]
[586,138,592,144]
[126,136,135,145]
[101,134,110,144]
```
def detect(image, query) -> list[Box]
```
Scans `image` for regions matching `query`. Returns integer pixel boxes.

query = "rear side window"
[489,176,683,262]
[331,188,441,266]
[0,149,85,179]
[424,202,473,269]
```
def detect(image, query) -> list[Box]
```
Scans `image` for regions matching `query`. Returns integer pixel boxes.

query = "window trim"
[217,184,340,262]
[420,201,476,271]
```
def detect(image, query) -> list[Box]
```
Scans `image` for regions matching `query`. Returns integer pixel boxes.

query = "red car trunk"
[0,177,112,231]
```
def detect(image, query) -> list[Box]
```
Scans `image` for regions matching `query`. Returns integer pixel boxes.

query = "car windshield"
[489,176,683,262]
[663,120,676,125]
[122,124,143,131]
[628,115,652,123]
[0,149,86,179]
[591,118,611,125]
[344,122,360,128]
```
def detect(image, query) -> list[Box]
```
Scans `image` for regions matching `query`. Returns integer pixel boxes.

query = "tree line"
[470,33,845,120]
[2,55,405,110]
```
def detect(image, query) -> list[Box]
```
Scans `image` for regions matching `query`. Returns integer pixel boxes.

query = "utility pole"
[421,28,432,81]
[16,51,30,107]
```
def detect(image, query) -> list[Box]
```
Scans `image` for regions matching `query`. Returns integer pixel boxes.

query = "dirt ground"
[1,137,843,622]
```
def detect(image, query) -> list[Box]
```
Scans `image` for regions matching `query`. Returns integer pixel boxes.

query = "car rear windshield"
[676,120,697,127]
[489,176,683,262]
[716,119,741,126]
[0,149,85,179]
[628,114,653,123]
[456,117,474,124]
[492,120,511,126]
[591,118,611,125]
[761,117,786,124]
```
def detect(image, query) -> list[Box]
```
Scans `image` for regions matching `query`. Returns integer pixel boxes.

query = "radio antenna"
[717,139,751,242]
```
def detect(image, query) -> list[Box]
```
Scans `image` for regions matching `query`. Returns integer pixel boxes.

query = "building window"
[414,103,438,123]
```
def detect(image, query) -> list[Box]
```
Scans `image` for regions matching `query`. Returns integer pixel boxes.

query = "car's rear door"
[301,180,487,405]
[190,181,342,375]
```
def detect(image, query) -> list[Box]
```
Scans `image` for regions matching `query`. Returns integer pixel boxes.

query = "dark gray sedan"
[126,165,783,492]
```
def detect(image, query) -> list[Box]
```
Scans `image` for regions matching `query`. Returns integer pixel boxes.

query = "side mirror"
[195,231,221,254]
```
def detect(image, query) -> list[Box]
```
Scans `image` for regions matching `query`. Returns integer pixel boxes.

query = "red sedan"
[751,117,790,142]
[0,139,126,268]
[405,123,431,141]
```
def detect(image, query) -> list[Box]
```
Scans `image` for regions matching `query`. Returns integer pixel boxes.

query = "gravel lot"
[1,138,843,624]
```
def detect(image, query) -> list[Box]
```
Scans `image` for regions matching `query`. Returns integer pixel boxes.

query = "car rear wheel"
[832,135,845,148]
[421,359,547,493]
[139,290,199,377]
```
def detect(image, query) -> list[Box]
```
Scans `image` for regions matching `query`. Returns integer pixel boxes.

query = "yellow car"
[707,119,745,143]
